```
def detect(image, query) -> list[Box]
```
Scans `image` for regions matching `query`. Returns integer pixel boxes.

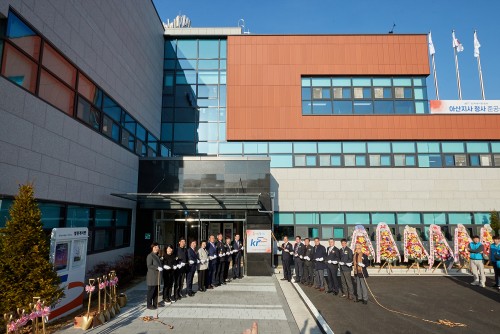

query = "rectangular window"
[244,142,268,154]
[95,209,113,227]
[423,213,446,225]
[274,213,294,225]
[318,142,341,153]
[306,155,317,166]
[39,70,75,115]
[331,155,341,166]
[302,87,311,100]
[312,87,323,99]
[355,155,366,166]
[270,155,293,168]
[198,39,219,58]
[77,97,100,130]
[343,142,366,153]
[176,39,197,58]
[311,78,330,87]
[295,213,319,225]
[418,154,442,167]
[346,213,370,225]
[322,227,333,239]
[6,12,41,59]
[448,213,472,225]
[417,142,440,153]
[392,142,416,153]
[333,101,352,114]
[269,142,293,153]
[334,228,345,239]
[466,142,489,153]
[372,78,392,86]
[394,101,415,113]
[103,95,122,122]
[66,206,91,227]
[121,128,135,151]
[1,43,38,93]
[39,203,64,229]
[294,142,317,154]
[321,213,345,225]
[454,154,467,166]
[42,43,76,87]
[369,154,381,166]
[474,212,490,225]
[102,115,120,142]
[198,71,219,85]
[372,213,396,225]
[319,155,330,166]
[353,101,373,114]
[78,74,102,107]
[380,155,391,166]
[480,155,491,166]
[397,213,421,225]
[344,155,355,166]
[367,142,391,153]
[294,155,306,167]
[312,101,332,114]
[442,142,465,153]
[332,78,351,86]
[374,101,394,114]
[93,229,112,251]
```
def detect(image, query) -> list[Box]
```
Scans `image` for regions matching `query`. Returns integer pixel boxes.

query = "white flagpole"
[453,30,463,100]
[474,30,485,100]
[429,32,440,100]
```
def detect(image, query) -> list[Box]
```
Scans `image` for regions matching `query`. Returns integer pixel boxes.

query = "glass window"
[311,78,330,87]
[302,101,312,114]
[102,115,120,142]
[454,154,467,166]
[372,78,391,86]
[294,155,306,167]
[306,155,317,166]
[294,142,317,153]
[480,155,491,166]
[42,44,76,87]
[418,154,442,167]
[444,155,455,166]
[394,154,405,166]
[405,155,416,166]
[165,40,176,58]
[177,59,196,70]
[198,59,219,70]
[312,88,323,99]
[93,229,112,251]
[491,142,500,153]
[102,95,122,122]
[163,71,174,88]
[115,228,130,248]
[219,60,226,69]
[275,213,294,225]
[164,59,176,69]
[417,142,440,153]
[270,155,293,168]
[0,199,13,228]
[413,78,426,86]
[1,43,38,93]
[466,142,489,153]
[78,74,102,107]
[121,128,134,151]
[296,213,319,225]
[219,123,226,141]
[448,213,472,225]
[95,209,113,227]
[352,78,371,86]
[346,213,370,225]
[331,155,341,166]
[321,213,345,225]
[121,114,136,135]
[174,123,196,141]
[77,97,100,130]
[397,213,421,225]
[374,101,394,114]
[380,155,391,166]
[394,101,415,113]
[136,124,146,141]
[301,77,310,86]
[244,142,268,154]
[344,155,355,166]
[309,228,319,238]
[470,154,480,167]
[393,78,412,86]
[322,227,333,239]
[198,40,219,58]
[367,142,391,153]
[39,70,75,115]
[355,155,366,166]
[198,71,219,85]
[219,142,242,154]
[332,78,351,86]
[302,87,311,100]
[372,213,396,225]
[474,212,490,225]
[176,39,197,58]
[318,142,341,153]
[392,142,415,153]
[6,12,41,59]
[423,213,446,225]
[66,206,91,227]
[353,101,373,114]
[334,228,345,239]
[312,101,332,114]
[220,39,227,58]
[333,101,352,114]
[197,123,218,141]
[343,142,366,153]
[269,142,292,153]
[176,70,197,85]
[319,155,330,166]
[415,101,427,114]
[39,203,64,229]
[369,155,381,166]
[414,87,426,100]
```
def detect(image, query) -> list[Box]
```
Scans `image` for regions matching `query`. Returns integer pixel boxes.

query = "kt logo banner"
[246,229,271,253]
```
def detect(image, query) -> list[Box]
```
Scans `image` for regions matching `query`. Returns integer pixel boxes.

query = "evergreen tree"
[490,210,500,236]
[0,184,64,316]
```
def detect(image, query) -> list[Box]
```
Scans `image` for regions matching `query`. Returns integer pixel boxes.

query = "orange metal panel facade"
[226,34,500,141]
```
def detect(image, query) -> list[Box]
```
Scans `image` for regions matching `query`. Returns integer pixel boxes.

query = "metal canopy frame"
[110,192,264,210]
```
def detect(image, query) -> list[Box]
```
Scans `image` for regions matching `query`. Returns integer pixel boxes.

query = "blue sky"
[153,0,498,100]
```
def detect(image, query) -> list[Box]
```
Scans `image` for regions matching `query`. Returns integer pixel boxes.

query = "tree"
[490,210,500,236]
[0,184,64,317]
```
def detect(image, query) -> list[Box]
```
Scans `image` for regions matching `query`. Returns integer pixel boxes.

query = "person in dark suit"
[325,238,341,295]
[353,244,370,304]
[301,238,314,285]
[161,244,175,303]
[215,233,226,286]
[232,234,244,279]
[281,236,294,282]
[186,240,198,296]
[146,242,162,309]
[206,235,217,289]
[174,238,187,300]
[293,236,304,283]
[312,237,327,291]
[339,238,355,300]
[223,237,232,282]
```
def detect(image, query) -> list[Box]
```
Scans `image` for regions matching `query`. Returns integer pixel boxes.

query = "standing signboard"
[246,229,272,253]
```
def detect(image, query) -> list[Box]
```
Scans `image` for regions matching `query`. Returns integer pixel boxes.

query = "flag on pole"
[452,31,464,52]
[428,32,436,55]
[474,31,481,58]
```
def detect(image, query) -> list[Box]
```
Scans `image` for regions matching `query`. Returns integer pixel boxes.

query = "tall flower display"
[453,224,472,263]
[403,225,429,263]
[428,224,453,268]
[350,225,375,260]
[376,223,400,263]
[480,224,493,260]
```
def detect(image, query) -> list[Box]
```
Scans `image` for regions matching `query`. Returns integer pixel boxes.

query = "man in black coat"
[312,237,327,291]
[232,234,244,279]
[215,233,226,286]
[293,236,304,283]
[301,238,314,285]
[186,240,198,296]
[281,236,294,282]
[206,235,217,289]
[223,237,232,282]
[339,238,355,300]
[174,238,188,299]
[353,244,370,304]
[325,238,341,295]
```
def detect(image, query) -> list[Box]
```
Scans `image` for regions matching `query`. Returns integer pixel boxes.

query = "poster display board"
[49,228,88,321]
[246,230,271,253]
[430,100,500,114]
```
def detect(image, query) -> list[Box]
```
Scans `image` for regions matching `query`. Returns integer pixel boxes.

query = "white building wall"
[271,168,500,212]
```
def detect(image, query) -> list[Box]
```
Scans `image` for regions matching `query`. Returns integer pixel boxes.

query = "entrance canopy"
[111,192,266,210]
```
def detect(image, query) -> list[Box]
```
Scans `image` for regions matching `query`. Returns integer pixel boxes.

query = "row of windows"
[165,39,227,60]
[0,198,131,254]
[301,76,428,115]
[0,10,169,158]
[161,121,227,142]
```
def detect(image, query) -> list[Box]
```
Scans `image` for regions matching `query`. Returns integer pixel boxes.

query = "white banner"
[430,100,500,114]
[246,229,271,253]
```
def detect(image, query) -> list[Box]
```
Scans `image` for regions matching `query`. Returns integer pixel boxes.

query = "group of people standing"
[281,236,370,304]
[146,233,244,309]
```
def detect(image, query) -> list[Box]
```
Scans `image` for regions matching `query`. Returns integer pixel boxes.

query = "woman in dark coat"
[146,242,162,309]
[353,244,370,304]
[162,245,176,303]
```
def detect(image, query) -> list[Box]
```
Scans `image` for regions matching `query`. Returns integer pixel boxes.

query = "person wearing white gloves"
[146,242,162,310]
[302,238,314,285]
[197,240,209,292]
[339,239,355,300]
[312,237,327,291]
[206,235,218,289]
[280,236,294,282]
[232,234,244,279]
[215,233,226,286]
[186,240,198,296]
[223,237,233,282]
[354,244,370,304]
[162,244,176,304]
[293,236,304,283]
[174,238,188,300]
[325,238,341,295]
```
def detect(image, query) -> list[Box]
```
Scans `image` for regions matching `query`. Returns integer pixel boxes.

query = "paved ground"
[298,274,500,334]
[56,274,322,334]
